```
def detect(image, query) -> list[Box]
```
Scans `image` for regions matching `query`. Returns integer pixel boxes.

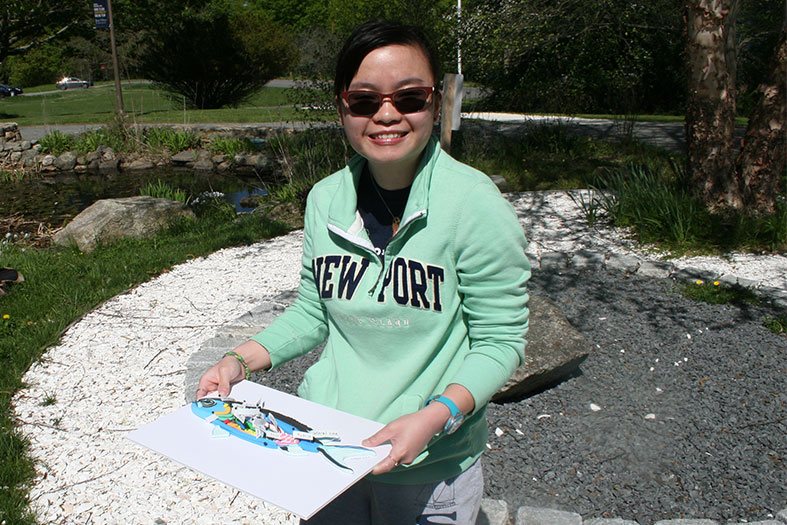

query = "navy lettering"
[337,255,370,300]
[312,257,323,295]
[427,265,444,312]
[408,260,430,309]
[392,258,409,305]
[376,257,445,313]
[320,255,341,299]
[377,264,394,303]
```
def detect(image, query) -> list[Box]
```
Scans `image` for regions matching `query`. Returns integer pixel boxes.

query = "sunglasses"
[341,86,435,117]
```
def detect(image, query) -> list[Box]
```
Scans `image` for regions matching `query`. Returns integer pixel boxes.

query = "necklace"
[369,174,402,235]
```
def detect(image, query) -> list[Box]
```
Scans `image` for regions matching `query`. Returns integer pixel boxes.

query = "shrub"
[589,161,787,254]
[139,5,297,109]
[209,137,253,157]
[38,130,76,155]
[75,126,128,155]
[139,180,188,203]
[190,191,235,220]
[144,128,200,153]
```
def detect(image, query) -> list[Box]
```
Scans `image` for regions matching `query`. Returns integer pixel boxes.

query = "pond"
[2,168,273,227]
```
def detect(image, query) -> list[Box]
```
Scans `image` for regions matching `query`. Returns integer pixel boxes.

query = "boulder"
[53,152,77,171]
[125,158,155,170]
[492,294,591,401]
[489,174,511,193]
[172,150,198,164]
[53,196,195,252]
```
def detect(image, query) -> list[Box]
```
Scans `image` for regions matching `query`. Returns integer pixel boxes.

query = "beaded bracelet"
[224,351,251,380]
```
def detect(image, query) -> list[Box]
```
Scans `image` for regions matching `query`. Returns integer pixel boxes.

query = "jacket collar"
[327,135,441,235]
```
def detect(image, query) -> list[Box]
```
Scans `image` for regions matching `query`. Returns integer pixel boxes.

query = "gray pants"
[301,459,483,525]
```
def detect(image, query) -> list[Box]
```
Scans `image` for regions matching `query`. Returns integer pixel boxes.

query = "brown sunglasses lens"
[345,88,431,116]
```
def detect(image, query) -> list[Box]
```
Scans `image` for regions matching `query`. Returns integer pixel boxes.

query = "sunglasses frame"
[340,86,436,117]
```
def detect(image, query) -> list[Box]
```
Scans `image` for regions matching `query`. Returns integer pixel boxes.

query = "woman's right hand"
[195,340,272,399]
[196,355,244,399]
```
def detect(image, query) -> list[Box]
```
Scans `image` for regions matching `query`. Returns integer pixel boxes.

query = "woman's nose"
[372,97,402,123]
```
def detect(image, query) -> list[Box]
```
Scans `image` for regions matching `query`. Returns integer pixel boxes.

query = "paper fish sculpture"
[192,397,376,473]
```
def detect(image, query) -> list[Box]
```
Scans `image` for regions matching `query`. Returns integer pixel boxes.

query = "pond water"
[1,168,273,229]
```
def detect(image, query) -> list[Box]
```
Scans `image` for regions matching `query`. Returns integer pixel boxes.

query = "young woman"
[197,20,530,524]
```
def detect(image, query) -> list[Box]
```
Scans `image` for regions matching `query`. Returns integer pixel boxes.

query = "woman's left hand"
[363,402,450,475]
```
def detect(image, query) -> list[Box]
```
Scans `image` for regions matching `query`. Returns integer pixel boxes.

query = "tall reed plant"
[139,180,189,203]
[587,161,787,254]
[266,126,350,208]
[143,127,201,153]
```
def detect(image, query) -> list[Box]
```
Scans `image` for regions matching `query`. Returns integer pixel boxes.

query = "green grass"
[677,279,760,306]
[0,83,325,126]
[763,316,787,334]
[0,212,290,524]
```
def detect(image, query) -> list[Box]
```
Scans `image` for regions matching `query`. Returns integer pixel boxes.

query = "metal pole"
[457,0,462,75]
[106,0,124,117]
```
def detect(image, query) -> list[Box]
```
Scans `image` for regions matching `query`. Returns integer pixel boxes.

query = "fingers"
[362,427,389,448]
[217,367,232,397]
[372,454,401,475]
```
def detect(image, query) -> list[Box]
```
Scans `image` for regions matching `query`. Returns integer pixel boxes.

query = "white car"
[56,77,92,90]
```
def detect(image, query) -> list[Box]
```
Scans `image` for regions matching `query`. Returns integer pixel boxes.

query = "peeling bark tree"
[685,0,786,215]
[735,25,786,215]
[684,0,742,210]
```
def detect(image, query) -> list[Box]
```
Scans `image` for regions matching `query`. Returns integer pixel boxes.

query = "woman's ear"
[336,96,344,125]
[433,91,442,123]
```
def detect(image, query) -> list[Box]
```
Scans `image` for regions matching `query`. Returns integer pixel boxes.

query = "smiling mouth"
[370,132,408,140]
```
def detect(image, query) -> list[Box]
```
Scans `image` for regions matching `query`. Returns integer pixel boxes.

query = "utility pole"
[106,0,124,117]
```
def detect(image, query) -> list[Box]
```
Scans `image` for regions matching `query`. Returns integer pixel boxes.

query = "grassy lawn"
[0,83,333,126]
[1,80,718,127]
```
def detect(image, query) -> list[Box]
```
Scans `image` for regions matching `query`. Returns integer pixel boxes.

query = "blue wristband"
[427,395,465,435]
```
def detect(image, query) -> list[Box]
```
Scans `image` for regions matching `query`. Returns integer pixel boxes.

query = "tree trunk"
[735,25,787,215]
[684,0,742,211]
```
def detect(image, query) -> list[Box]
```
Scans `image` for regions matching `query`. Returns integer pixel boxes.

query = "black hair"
[334,20,441,99]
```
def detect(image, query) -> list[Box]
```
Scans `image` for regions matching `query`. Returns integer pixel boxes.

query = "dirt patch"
[0,213,60,248]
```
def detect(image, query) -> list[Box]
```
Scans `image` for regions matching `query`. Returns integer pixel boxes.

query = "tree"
[683,0,741,210]
[683,0,785,214]
[0,0,88,65]
[459,0,685,114]
[734,25,786,214]
[137,3,298,109]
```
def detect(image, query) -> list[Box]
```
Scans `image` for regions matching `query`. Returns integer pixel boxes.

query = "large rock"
[53,151,77,171]
[53,196,195,252]
[492,294,591,401]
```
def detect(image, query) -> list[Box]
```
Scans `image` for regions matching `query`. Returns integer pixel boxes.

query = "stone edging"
[0,122,289,174]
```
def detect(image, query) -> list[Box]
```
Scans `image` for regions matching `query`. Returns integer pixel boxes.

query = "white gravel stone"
[13,232,304,524]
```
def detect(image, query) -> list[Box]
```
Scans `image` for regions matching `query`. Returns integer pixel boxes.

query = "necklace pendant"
[392,217,400,236]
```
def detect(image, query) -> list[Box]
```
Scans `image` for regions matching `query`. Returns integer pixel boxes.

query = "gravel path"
[12,191,786,524]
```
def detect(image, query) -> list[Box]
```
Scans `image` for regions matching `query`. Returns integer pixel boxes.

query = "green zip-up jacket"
[251,136,530,484]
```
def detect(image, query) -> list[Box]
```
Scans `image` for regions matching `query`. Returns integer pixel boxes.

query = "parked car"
[0,84,23,97]
[56,77,92,90]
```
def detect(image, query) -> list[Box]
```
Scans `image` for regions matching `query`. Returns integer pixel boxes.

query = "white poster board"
[127,380,391,519]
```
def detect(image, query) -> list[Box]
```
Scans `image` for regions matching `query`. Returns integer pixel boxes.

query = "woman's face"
[339,44,439,186]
